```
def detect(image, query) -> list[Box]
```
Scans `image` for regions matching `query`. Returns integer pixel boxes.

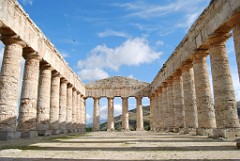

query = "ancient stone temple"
[0,0,240,141]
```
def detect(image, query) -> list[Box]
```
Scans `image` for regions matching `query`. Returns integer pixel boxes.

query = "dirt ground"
[0,131,239,161]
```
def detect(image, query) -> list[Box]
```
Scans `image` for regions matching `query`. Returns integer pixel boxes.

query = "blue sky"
[0,0,239,124]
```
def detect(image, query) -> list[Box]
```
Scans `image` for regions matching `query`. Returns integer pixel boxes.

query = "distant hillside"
[100,106,150,131]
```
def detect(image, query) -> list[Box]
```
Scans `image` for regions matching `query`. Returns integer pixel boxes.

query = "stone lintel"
[207,33,232,47]
[0,35,26,47]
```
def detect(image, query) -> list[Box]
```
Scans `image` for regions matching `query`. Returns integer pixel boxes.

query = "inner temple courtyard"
[0,131,240,160]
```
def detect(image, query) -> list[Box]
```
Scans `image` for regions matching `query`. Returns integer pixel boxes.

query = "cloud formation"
[97,29,129,38]
[77,37,161,81]
[20,0,33,5]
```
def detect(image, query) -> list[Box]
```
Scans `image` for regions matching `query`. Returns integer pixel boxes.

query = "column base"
[236,139,240,149]
[21,131,38,139]
[179,128,186,135]
[184,128,196,135]
[154,127,162,132]
[0,132,21,141]
[92,129,100,132]
[38,130,51,136]
[196,128,214,137]
[50,129,61,135]
[67,129,73,133]
[136,128,144,131]
[107,128,115,132]
[59,129,68,134]
[169,128,179,133]
[213,128,240,140]
[121,128,130,132]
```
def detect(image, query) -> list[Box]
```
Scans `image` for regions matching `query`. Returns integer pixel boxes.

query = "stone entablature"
[0,0,84,94]
[86,76,151,98]
[151,0,240,93]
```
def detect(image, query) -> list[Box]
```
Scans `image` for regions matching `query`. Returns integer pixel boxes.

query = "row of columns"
[151,31,240,139]
[0,36,86,140]
[91,97,144,131]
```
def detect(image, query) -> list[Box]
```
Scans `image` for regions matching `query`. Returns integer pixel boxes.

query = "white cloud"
[155,40,164,47]
[97,29,129,38]
[77,37,161,81]
[86,113,92,124]
[20,0,33,5]
[127,74,135,79]
[100,104,122,121]
[177,13,200,30]
[78,68,109,81]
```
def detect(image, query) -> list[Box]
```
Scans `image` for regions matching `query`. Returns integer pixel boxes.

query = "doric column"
[122,97,129,131]
[66,84,73,132]
[59,78,68,134]
[93,97,100,132]
[136,96,144,131]
[149,96,154,131]
[233,26,240,82]
[37,63,52,136]
[107,97,114,131]
[193,51,216,136]
[151,94,157,131]
[155,92,160,131]
[49,71,61,134]
[209,33,240,139]
[82,97,87,130]
[79,96,85,131]
[181,62,198,134]
[158,90,165,131]
[0,36,25,140]
[166,78,176,132]
[18,53,41,138]
[162,83,169,130]
[173,70,185,132]
[76,92,81,131]
[71,88,77,132]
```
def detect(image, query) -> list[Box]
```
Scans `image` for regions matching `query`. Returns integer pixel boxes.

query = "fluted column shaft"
[49,72,61,132]
[149,96,153,131]
[72,89,77,131]
[66,85,72,131]
[152,95,157,130]
[233,26,240,83]
[167,80,176,131]
[18,54,40,135]
[173,73,185,130]
[80,96,84,130]
[122,97,129,131]
[136,97,144,131]
[162,84,168,129]
[82,98,87,130]
[107,97,114,131]
[155,92,161,130]
[37,64,52,134]
[210,41,240,128]
[0,38,24,138]
[158,91,164,130]
[182,63,198,131]
[76,93,81,131]
[93,97,100,132]
[59,79,67,133]
[193,52,216,135]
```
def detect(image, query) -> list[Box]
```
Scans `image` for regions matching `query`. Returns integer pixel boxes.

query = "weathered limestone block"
[136,96,144,131]
[233,26,240,83]
[71,89,77,132]
[18,53,41,138]
[59,78,68,133]
[122,97,129,131]
[193,52,216,136]
[173,71,185,130]
[93,97,100,132]
[0,37,25,140]
[107,97,114,131]
[36,63,52,136]
[209,35,240,138]
[167,79,176,132]
[182,63,198,133]
[49,71,61,134]
[66,84,72,132]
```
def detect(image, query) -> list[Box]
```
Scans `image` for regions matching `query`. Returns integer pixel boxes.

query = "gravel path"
[0,131,239,161]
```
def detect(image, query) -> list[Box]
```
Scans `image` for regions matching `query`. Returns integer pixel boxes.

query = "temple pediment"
[86,76,151,98]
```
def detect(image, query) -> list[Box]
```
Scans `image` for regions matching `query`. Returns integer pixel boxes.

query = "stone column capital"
[181,61,193,72]
[121,97,128,100]
[166,76,173,85]
[67,83,73,88]
[40,62,53,71]
[60,78,68,84]
[0,35,26,47]
[93,97,100,100]
[23,50,42,61]
[52,71,61,78]
[172,70,182,79]
[135,96,142,100]
[107,97,114,100]
[207,33,232,47]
